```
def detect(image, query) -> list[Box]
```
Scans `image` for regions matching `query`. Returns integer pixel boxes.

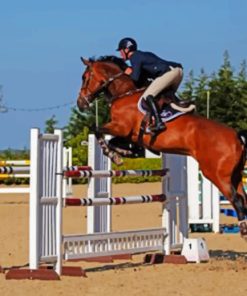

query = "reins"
[110,87,146,103]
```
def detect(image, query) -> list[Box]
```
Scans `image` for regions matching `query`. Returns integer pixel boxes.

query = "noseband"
[80,72,124,107]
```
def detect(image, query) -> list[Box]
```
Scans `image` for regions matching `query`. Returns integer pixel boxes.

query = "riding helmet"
[116,37,137,51]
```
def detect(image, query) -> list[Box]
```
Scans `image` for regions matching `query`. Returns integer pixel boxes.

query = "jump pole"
[0,147,72,196]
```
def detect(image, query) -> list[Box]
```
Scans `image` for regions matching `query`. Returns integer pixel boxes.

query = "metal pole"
[95,99,99,128]
[206,90,210,119]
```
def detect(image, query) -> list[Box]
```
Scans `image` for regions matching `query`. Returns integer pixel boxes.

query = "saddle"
[137,89,195,143]
[145,89,193,111]
[140,90,195,119]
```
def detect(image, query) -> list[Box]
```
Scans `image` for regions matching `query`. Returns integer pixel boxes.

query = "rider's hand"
[124,67,132,75]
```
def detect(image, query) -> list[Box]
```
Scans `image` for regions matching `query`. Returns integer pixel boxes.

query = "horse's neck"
[102,64,136,97]
[111,91,143,114]
[109,75,136,97]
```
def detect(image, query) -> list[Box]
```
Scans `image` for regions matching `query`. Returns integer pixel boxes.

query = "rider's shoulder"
[131,50,152,60]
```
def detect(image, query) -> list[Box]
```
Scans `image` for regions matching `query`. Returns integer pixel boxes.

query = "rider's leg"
[142,67,183,131]
[143,67,183,97]
[142,81,168,132]
[145,95,166,131]
[155,67,183,101]
[170,67,183,93]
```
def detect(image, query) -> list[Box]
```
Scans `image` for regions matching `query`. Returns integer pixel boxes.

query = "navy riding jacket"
[129,50,183,82]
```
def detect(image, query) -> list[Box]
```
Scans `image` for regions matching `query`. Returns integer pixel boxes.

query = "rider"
[116,37,183,132]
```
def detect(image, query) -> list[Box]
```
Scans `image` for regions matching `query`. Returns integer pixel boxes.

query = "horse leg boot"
[231,189,247,238]
[94,130,123,166]
[145,95,166,132]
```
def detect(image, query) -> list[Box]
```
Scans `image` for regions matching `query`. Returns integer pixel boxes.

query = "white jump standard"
[6,129,188,280]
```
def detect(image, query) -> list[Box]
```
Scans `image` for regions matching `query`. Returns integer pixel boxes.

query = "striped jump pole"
[0,151,72,196]
[0,166,30,174]
[64,165,92,172]
[64,168,169,178]
[0,174,30,179]
[0,160,30,166]
[64,194,166,206]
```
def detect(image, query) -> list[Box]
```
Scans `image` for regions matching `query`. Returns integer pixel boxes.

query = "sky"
[0,0,246,149]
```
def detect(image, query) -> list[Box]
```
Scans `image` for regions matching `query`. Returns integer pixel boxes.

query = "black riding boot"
[145,95,166,132]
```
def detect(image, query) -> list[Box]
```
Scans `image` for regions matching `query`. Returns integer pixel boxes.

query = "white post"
[179,195,188,242]
[162,154,188,254]
[54,129,63,275]
[187,157,200,222]
[206,90,210,119]
[201,175,212,220]
[29,128,40,270]
[63,147,73,196]
[212,184,220,232]
[163,202,171,255]
[87,134,112,233]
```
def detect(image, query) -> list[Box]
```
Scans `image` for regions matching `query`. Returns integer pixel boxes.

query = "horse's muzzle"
[77,96,90,111]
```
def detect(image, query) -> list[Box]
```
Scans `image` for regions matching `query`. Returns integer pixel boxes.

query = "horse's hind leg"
[217,181,247,238]
[234,181,247,237]
[206,171,247,238]
[231,159,247,237]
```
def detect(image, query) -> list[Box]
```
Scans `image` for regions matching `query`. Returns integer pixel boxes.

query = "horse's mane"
[89,55,128,71]
[88,55,148,88]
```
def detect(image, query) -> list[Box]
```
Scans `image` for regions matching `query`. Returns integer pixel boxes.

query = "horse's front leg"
[95,121,131,166]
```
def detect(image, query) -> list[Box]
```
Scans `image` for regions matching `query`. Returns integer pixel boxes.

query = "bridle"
[80,70,125,107]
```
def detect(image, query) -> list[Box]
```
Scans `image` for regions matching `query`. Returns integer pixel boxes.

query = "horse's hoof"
[238,220,247,239]
[112,153,123,166]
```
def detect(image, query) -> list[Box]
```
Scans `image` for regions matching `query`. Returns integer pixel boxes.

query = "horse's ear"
[81,57,91,66]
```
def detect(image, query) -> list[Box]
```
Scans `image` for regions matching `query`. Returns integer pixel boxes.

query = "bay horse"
[77,56,247,238]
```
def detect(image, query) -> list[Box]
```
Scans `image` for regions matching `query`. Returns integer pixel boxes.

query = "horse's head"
[77,56,136,111]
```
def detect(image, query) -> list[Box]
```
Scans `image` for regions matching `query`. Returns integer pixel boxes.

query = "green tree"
[63,94,110,167]
[44,115,58,133]
[63,94,110,143]
[234,60,247,130]
[192,69,210,117]
[180,70,196,100]
[188,51,247,131]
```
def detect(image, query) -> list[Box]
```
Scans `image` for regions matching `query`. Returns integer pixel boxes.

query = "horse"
[77,55,247,238]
